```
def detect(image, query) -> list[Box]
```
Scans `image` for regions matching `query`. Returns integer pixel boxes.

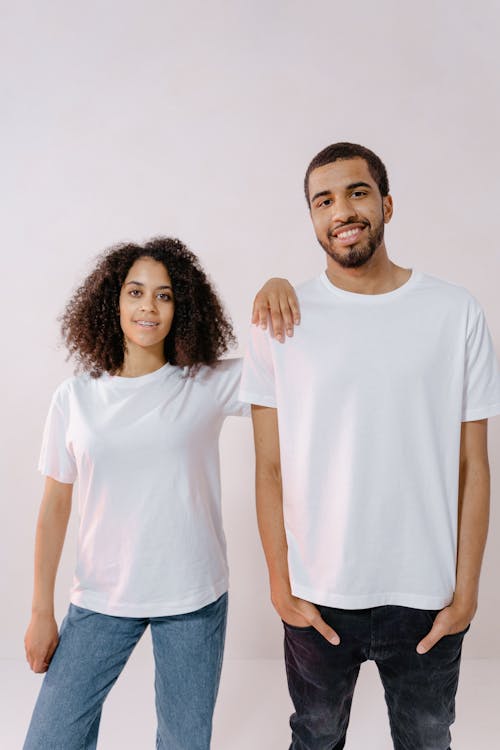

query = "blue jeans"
[24,593,228,750]
[284,605,468,750]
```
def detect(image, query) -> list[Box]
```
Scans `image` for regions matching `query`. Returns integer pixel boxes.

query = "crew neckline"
[105,362,174,387]
[319,269,420,302]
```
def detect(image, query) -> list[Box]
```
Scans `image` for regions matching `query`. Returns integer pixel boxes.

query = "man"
[240,142,500,749]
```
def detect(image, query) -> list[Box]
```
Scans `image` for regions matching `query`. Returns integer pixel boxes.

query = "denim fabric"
[24,593,228,750]
[284,605,468,750]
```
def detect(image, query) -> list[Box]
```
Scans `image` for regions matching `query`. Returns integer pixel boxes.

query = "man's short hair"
[304,142,390,205]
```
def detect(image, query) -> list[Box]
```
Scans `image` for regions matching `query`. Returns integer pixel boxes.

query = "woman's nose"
[140,296,157,312]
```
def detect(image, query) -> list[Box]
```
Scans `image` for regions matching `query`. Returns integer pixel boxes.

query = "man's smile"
[328,222,368,245]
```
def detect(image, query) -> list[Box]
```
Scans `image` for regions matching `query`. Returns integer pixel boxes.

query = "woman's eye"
[157,293,172,301]
[129,289,141,297]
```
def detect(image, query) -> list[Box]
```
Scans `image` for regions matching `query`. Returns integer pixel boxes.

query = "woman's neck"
[118,346,167,378]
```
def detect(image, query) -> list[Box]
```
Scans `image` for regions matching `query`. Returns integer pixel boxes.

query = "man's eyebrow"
[124,281,173,290]
[310,182,372,204]
[310,189,331,204]
[346,181,372,191]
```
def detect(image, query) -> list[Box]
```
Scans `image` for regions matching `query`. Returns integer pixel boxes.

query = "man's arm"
[252,405,339,644]
[417,419,490,654]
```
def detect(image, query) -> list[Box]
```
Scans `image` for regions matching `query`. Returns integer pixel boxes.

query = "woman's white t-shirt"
[39,359,248,617]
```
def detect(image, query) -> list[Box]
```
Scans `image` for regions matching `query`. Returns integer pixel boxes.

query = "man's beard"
[319,217,385,269]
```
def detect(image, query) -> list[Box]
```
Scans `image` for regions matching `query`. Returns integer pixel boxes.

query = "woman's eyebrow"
[124,281,173,290]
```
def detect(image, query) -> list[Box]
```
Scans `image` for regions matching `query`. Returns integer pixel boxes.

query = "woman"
[23,236,297,749]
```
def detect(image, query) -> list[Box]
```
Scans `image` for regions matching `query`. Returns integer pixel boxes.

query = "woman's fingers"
[251,280,301,342]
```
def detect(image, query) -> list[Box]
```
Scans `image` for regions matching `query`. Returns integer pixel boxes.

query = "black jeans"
[284,605,468,750]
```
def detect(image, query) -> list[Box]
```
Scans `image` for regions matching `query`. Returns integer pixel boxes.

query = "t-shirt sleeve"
[239,324,277,407]
[38,384,77,483]
[462,303,500,421]
[212,359,250,418]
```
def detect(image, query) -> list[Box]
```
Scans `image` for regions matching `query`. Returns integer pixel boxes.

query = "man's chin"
[325,245,375,269]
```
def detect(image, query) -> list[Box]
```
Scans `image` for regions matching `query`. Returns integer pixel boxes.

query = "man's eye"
[319,199,332,208]
[352,191,367,198]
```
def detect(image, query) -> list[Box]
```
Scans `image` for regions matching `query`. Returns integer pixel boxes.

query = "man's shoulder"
[414,272,480,312]
[290,270,481,318]
[294,274,325,303]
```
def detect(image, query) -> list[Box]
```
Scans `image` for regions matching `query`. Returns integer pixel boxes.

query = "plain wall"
[1,0,499,663]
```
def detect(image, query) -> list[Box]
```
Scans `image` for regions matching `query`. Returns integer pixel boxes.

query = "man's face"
[308,158,393,269]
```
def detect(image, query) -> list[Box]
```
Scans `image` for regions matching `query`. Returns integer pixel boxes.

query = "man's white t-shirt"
[240,271,500,610]
[39,358,248,617]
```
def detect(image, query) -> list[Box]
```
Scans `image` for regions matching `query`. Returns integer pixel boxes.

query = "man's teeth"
[338,228,360,239]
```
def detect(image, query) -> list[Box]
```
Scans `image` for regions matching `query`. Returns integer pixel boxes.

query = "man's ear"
[383,194,394,224]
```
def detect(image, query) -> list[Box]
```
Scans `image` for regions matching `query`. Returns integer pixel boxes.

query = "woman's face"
[119,257,175,354]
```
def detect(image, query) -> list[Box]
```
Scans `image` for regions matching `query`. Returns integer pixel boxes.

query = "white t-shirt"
[240,271,500,610]
[39,358,249,617]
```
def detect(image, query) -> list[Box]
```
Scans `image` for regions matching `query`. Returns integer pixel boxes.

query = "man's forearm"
[409,419,490,655]
[255,465,291,597]
[251,405,338,640]
[454,447,490,613]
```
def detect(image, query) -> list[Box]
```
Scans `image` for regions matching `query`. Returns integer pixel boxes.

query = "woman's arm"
[25,477,73,673]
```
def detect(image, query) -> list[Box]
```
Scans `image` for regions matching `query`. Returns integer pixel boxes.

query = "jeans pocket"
[424,608,441,625]
[282,619,315,632]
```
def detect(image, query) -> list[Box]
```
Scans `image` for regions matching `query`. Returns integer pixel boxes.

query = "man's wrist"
[450,592,477,617]
[269,576,294,603]
[269,570,291,589]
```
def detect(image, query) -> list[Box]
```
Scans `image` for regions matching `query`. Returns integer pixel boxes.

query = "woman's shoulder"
[194,357,242,384]
[49,372,98,405]
[192,358,245,415]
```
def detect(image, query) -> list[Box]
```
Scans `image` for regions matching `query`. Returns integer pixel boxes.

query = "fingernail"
[286,328,293,336]
[330,636,340,646]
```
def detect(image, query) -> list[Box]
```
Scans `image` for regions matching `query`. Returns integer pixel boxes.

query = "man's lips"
[329,223,367,245]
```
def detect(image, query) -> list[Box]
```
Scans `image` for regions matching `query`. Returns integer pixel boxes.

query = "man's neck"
[325,249,411,295]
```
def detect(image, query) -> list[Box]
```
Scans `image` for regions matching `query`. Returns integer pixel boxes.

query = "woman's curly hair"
[60,236,236,377]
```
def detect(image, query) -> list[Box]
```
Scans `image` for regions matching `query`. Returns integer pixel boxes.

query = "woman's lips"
[134,320,159,328]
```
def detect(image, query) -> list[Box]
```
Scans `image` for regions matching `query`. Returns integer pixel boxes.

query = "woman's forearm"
[31,477,73,614]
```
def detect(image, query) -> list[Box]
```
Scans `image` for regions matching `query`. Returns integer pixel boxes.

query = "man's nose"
[330,197,354,223]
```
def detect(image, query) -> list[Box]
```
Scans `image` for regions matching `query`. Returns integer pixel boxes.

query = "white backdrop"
[1,0,499,665]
